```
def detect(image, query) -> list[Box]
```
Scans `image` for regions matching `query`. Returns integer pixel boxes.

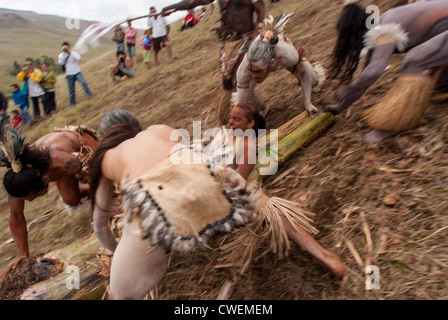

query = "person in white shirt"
[58,42,93,106]
[147,7,173,66]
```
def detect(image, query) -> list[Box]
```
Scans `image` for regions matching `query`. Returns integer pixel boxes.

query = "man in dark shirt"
[162,0,266,125]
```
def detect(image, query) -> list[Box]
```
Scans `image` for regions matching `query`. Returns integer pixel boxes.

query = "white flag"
[73,20,122,54]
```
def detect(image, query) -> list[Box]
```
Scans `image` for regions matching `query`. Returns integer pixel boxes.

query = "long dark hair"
[330,3,368,83]
[89,123,141,209]
[97,109,142,136]
[2,146,51,198]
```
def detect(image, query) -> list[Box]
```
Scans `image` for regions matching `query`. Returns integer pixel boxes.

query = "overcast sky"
[0,0,190,28]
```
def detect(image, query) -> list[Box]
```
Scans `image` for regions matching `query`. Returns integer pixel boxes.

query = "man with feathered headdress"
[326,0,448,143]
[235,14,326,118]
[161,0,266,125]
[0,119,98,280]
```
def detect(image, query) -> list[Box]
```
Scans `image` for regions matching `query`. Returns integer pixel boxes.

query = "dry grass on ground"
[0,0,447,300]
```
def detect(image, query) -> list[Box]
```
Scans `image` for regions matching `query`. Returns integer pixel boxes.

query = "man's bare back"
[33,131,97,182]
[102,125,179,183]
[380,1,448,48]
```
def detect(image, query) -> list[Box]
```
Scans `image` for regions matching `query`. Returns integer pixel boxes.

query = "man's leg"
[280,215,346,277]
[49,91,56,113]
[109,219,170,300]
[41,92,51,116]
[31,96,41,118]
[66,74,77,106]
[55,175,83,207]
[75,72,93,98]
[109,65,119,82]
[164,38,173,63]
[154,50,160,66]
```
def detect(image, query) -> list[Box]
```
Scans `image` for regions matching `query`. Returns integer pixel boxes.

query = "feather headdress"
[0,118,27,173]
[260,13,293,44]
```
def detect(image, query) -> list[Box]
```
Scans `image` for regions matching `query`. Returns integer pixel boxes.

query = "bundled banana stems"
[249,111,335,183]
[365,69,442,132]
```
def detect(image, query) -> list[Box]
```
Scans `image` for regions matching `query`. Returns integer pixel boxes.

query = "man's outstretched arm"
[93,176,118,253]
[162,0,214,13]
[1,197,29,281]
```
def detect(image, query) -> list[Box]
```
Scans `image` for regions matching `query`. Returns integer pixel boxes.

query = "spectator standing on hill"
[148,6,173,66]
[16,61,45,120]
[162,0,265,125]
[113,25,126,54]
[40,62,57,115]
[0,92,8,120]
[141,29,153,70]
[125,20,138,63]
[10,84,31,124]
[58,41,93,106]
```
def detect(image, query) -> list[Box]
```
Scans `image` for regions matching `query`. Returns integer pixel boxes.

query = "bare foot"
[311,249,346,278]
[363,129,398,144]
[324,104,344,115]
[99,265,111,278]
[96,247,113,278]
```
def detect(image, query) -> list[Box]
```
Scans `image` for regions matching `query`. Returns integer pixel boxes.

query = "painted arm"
[236,138,256,181]
[93,176,118,253]
[1,197,29,281]
[327,44,396,114]
[292,60,319,117]
[162,0,214,13]
[236,55,255,105]
[52,151,82,176]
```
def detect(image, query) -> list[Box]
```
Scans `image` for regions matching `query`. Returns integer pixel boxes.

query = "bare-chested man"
[326,0,448,143]
[90,110,344,300]
[236,15,325,118]
[162,0,266,125]
[0,122,97,280]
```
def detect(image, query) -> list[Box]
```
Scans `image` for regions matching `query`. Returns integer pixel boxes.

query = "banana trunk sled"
[18,112,335,300]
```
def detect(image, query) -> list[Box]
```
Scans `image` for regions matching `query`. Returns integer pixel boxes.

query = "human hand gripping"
[1,255,29,282]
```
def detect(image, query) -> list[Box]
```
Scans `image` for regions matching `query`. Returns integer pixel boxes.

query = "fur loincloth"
[119,149,258,253]
[118,137,319,273]
[363,23,410,52]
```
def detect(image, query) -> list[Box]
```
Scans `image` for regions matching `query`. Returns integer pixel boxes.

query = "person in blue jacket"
[10,84,31,124]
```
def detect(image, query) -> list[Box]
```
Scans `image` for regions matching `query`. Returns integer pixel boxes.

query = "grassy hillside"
[0,8,115,94]
[1,0,447,300]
